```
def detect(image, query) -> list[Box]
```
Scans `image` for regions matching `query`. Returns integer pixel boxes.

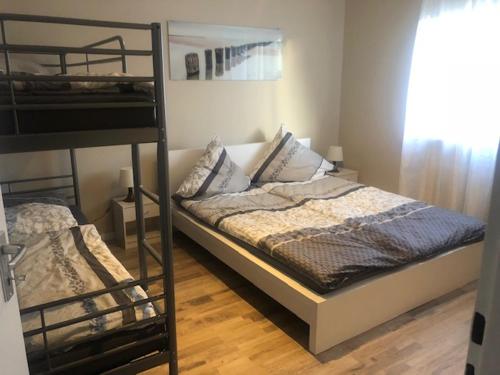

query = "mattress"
[178,176,485,294]
[0,92,155,135]
[0,72,155,135]
[9,223,157,354]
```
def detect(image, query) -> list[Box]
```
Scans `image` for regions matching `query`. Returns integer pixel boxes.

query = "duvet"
[11,224,155,353]
[0,71,153,95]
[179,176,485,293]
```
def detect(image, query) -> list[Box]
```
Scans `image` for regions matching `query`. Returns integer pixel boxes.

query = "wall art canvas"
[168,21,282,81]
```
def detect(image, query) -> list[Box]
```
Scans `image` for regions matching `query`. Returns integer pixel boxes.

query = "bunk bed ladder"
[153,21,179,374]
[130,22,178,375]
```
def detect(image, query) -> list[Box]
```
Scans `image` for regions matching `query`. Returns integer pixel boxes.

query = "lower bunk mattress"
[178,176,486,294]
[10,223,161,360]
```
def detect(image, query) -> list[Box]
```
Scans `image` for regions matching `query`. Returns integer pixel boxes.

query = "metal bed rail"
[1,149,80,208]
[0,13,155,137]
[0,13,178,374]
[47,333,168,375]
[28,314,167,359]
[0,102,156,111]
[3,184,73,196]
[0,44,151,56]
[41,35,128,73]
[20,274,164,315]
[0,13,153,30]
[20,274,169,373]
[0,75,154,82]
[25,294,166,339]
[0,128,160,154]
[130,22,178,373]
[1,175,73,193]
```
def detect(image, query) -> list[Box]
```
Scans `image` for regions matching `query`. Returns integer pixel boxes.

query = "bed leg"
[308,311,337,355]
[308,320,321,355]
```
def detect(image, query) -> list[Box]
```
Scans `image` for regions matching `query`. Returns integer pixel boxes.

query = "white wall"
[0,187,29,375]
[0,0,346,233]
[339,0,421,192]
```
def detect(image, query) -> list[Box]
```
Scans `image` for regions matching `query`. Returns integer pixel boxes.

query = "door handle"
[0,236,27,302]
[2,244,27,269]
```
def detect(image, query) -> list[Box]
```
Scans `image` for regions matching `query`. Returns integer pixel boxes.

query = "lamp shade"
[326,146,343,162]
[119,167,134,188]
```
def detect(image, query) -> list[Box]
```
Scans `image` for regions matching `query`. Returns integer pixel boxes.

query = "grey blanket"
[180,176,485,293]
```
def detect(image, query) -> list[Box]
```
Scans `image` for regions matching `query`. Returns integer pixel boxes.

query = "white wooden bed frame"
[169,139,483,354]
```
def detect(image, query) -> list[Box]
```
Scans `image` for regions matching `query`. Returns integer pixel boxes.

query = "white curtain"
[400,0,500,219]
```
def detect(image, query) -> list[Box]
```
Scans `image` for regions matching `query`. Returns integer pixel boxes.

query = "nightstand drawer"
[123,203,159,222]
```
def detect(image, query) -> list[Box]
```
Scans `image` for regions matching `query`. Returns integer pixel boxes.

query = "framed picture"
[167,21,282,81]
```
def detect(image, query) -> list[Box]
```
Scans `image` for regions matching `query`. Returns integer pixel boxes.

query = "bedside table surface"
[112,196,156,208]
[327,168,357,175]
[327,168,359,182]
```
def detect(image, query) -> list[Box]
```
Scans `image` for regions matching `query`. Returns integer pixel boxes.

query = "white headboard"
[168,138,311,192]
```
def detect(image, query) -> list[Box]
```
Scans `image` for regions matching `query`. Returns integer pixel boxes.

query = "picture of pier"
[168,21,282,81]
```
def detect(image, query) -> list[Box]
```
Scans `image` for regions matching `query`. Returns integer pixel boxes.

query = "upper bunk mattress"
[0,73,155,135]
[178,176,485,294]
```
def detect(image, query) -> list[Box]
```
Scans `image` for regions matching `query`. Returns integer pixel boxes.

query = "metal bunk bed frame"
[0,13,178,375]
[0,149,80,209]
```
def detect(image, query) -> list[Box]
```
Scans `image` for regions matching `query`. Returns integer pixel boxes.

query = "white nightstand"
[112,196,160,250]
[327,168,359,182]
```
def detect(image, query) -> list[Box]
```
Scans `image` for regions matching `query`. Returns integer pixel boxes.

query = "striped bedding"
[179,175,485,293]
[0,71,153,95]
[10,224,155,353]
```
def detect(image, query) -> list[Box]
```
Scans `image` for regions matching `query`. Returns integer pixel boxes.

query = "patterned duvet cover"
[10,224,155,353]
[0,72,153,95]
[179,176,485,293]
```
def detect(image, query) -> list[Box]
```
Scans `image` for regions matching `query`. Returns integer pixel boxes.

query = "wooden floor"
[112,232,476,375]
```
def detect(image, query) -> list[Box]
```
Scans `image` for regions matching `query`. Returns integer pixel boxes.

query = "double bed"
[170,138,484,354]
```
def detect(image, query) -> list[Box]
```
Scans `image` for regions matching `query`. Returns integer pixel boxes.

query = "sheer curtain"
[400,0,500,220]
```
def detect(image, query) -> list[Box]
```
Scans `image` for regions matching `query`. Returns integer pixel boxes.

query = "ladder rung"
[142,239,162,265]
[140,186,160,204]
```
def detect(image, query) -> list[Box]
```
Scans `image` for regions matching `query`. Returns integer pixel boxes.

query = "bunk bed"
[0,13,177,375]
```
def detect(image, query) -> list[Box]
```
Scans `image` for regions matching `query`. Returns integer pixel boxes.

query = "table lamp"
[119,167,135,202]
[327,146,343,173]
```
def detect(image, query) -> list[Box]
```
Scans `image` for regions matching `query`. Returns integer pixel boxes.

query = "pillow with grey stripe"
[250,126,333,183]
[6,203,78,236]
[174,136,250,200]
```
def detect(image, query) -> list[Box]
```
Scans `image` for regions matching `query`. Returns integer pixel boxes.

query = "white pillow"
[0,57,49,74]
[174,136,250,200]
[250,126,333,183]
[6,203,78,236]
